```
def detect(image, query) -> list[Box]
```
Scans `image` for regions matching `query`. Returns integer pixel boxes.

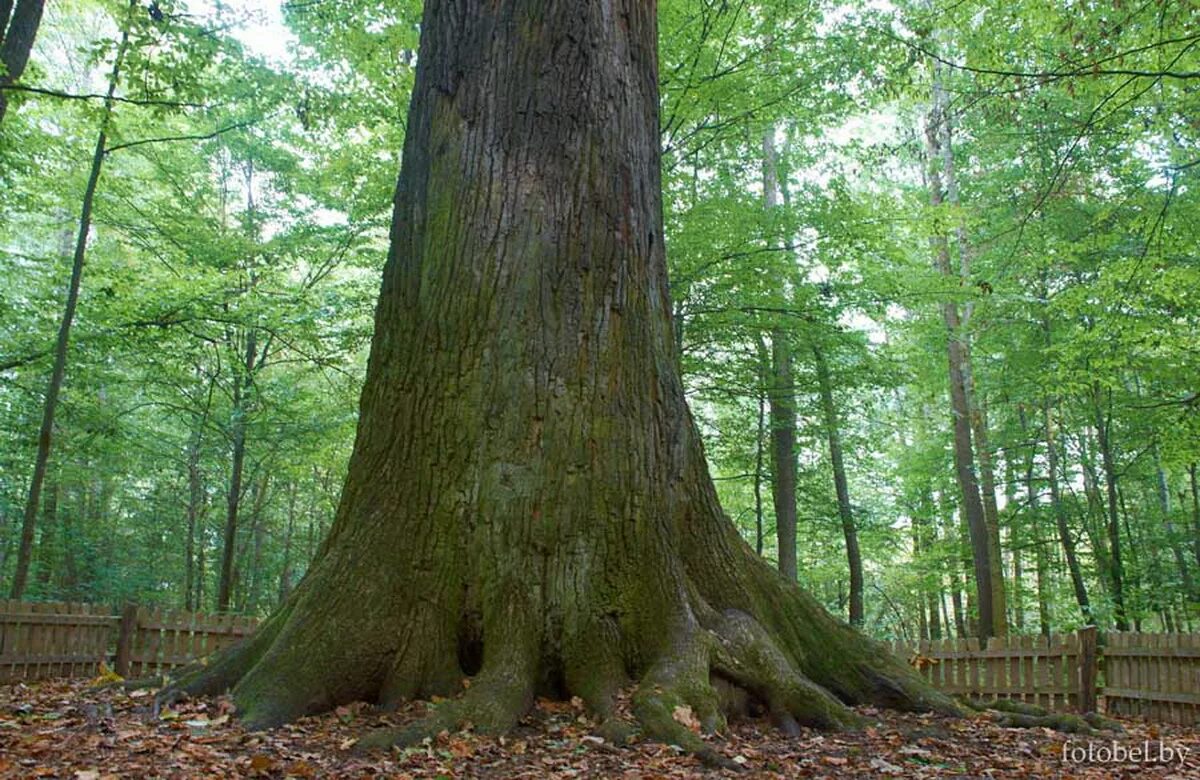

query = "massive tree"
[166,0,949,756]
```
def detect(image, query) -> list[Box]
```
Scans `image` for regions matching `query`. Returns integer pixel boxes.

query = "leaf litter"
[0,680,1197,777]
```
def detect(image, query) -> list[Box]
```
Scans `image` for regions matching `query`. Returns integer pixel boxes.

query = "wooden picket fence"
[0,600,258,683]
[0,601,118,681]
[890,628,1098,713]
[1104,632,1200,726]
[891,628,1200,726]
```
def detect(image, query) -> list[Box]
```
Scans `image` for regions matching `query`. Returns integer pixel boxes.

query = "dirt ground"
[1,679,1198,778]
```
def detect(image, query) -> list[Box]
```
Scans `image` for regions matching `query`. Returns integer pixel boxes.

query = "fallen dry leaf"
[0,678,1195,779]
[671,704,701,732]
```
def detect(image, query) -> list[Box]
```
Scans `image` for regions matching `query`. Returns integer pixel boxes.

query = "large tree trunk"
[812,344,863,626]
[0,0,45,125]
[165,0,949,755]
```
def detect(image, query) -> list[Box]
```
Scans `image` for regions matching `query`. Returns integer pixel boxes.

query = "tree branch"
[0,82,210,108]
[888,30,1200,82]
[104,119,258,155]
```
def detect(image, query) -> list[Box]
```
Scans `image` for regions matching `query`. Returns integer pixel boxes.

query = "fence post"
[114,604,138,678]
[1077,625,1098,714]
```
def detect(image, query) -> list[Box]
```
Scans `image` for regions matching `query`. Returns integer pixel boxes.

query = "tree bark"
[0,0,45,125]
[165,0,951,753]
[812,344,862,626]
[9,15,131,598]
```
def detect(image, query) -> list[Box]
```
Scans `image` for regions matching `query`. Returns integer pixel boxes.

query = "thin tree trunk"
[967,389,1007,636]
[1006,453,1023,631]
[929,39,1005,638]
[1093,384,1128,629]
[761,130,798,581]
[1152,446,1195,601]
[1018,407,1051,636]
[950,574,967,638]
[61,481,78,594]
[1191,463,1199,569]
[279,482,296,604]
[917,488,941,639]
[9,14,132,598]
[0,0,46,125]
[923,87,994,639]
[812,344,862,625]
[245,472,270,612]
[33,471,57,588]
[1118,485,1143,631]
[1044,400,1091,621]
[1076,428,1113,593]
[753,378,766,558]
[769,329,798,581]
[217,328,257,612]
[185,423,203,610]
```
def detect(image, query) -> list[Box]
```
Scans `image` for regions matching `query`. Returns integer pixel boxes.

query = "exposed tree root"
[343,598,922,771]
[708,608,863,731]
[960,697,1123,735]
[158,562,960,776]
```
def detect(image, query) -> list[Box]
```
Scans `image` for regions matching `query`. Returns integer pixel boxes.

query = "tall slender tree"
[10,5,133,598]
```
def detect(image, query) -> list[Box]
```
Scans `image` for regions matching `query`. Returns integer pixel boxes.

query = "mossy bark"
[164,0,955,755]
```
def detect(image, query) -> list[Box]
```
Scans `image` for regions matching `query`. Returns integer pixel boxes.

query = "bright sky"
[205,0,295,64]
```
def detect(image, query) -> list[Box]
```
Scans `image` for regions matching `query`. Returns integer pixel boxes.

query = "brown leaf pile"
[0,680,1197,778]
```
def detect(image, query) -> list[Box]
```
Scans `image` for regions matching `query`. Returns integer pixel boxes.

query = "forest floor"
[0,679,1198,778]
